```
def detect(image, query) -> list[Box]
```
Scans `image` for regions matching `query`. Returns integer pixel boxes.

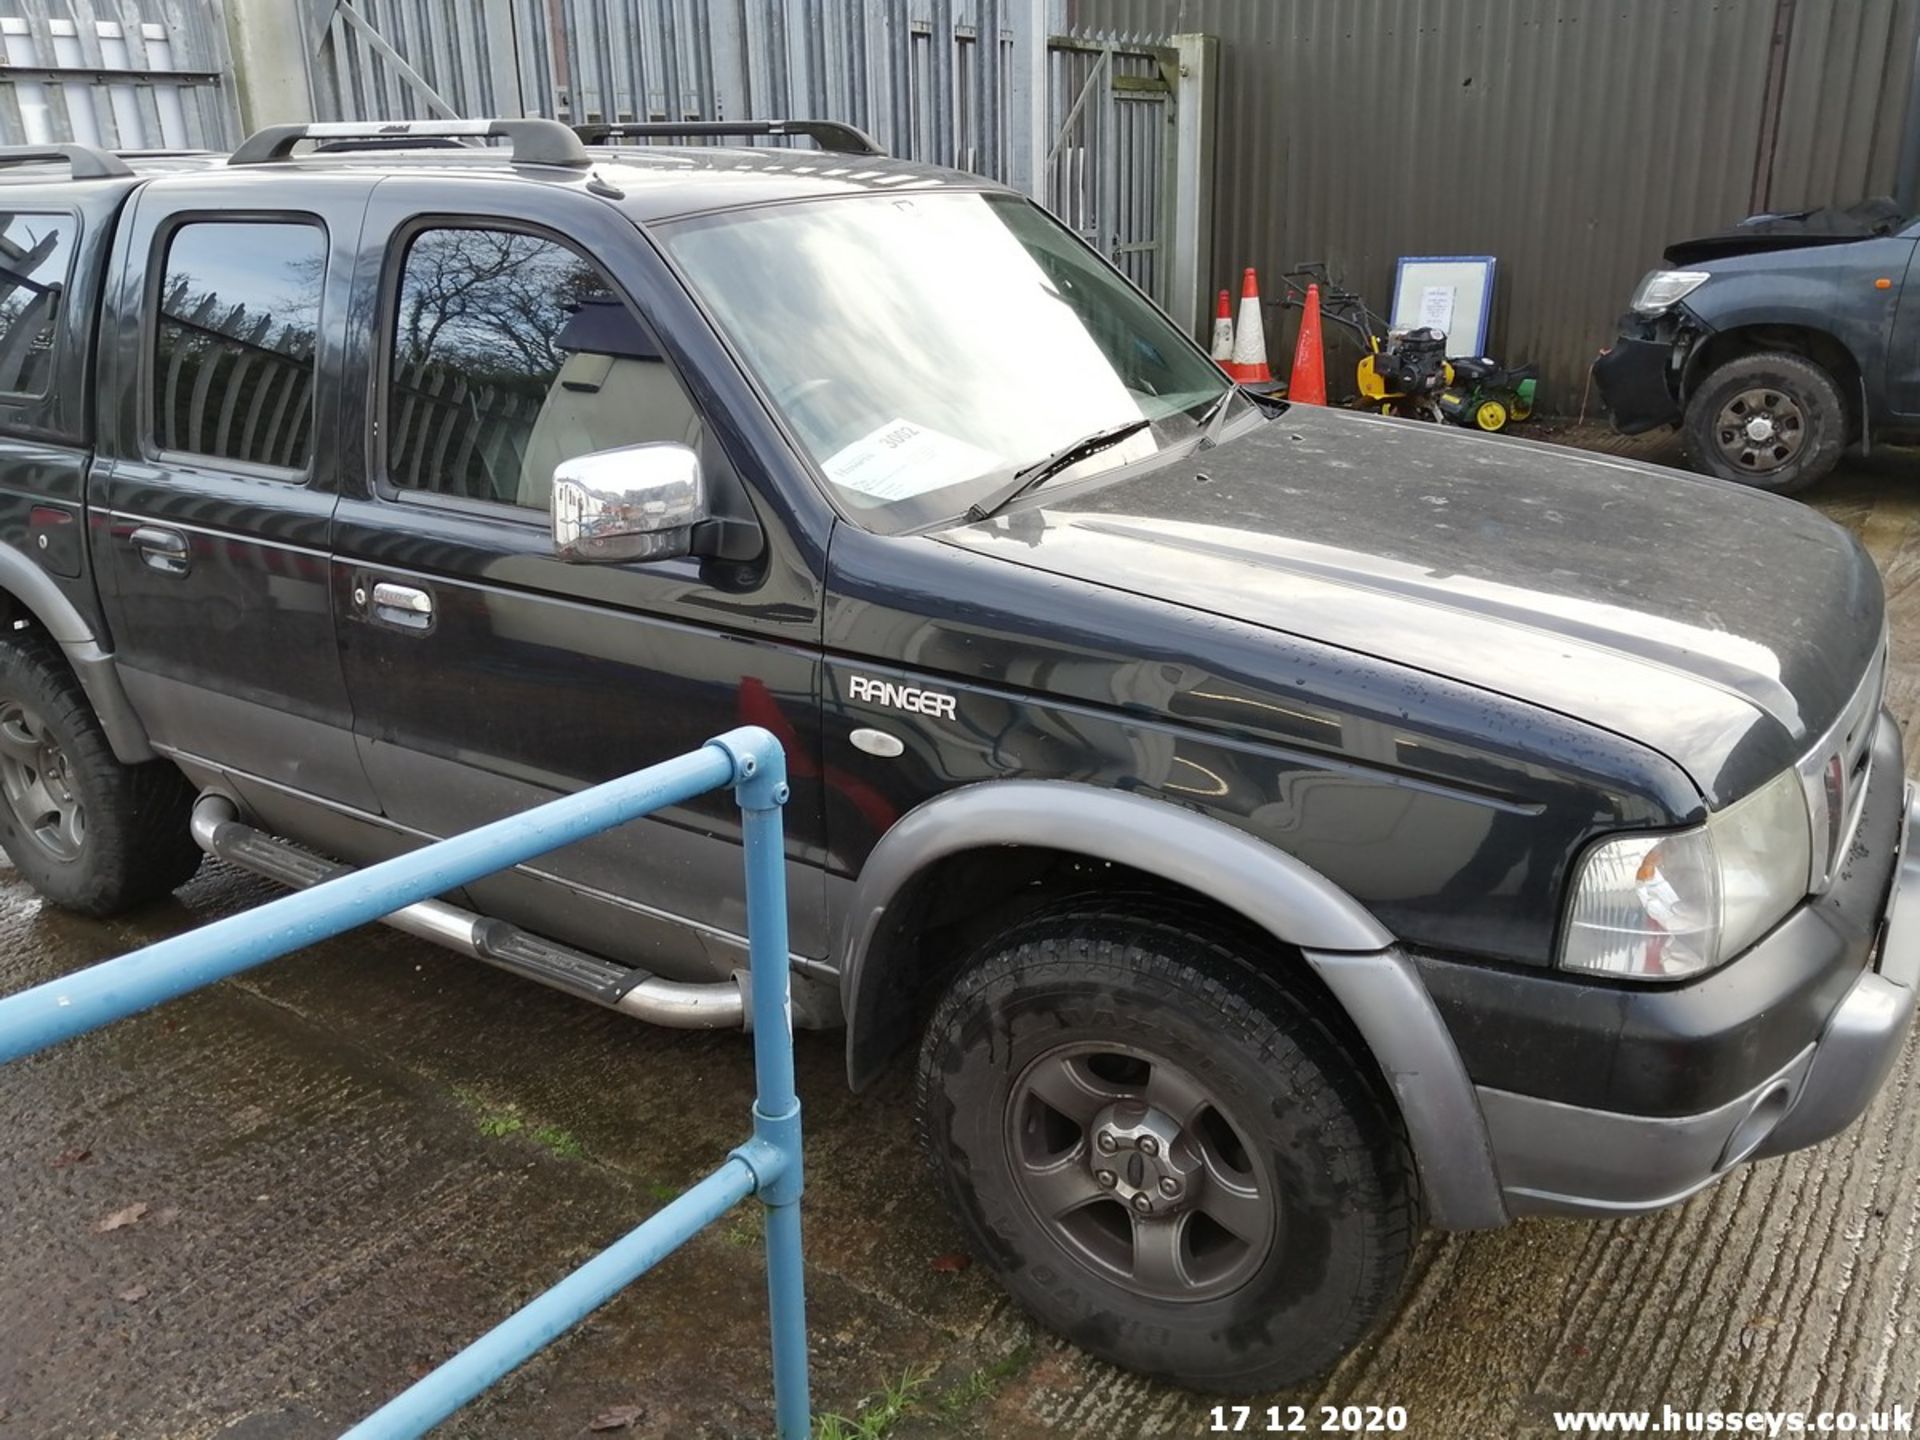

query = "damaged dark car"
[1594,197,1920,492]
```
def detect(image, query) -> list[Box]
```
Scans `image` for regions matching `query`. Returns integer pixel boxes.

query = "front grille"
[1799,637,1888,894]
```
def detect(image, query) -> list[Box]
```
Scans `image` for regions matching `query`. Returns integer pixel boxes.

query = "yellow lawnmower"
[1282,263,1540,430]
[1356,325,1454,421]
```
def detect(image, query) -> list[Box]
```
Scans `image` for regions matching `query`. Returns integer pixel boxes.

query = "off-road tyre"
[916,904,1418,1392]
[0,628,200,914]
[1683,351,1847,494]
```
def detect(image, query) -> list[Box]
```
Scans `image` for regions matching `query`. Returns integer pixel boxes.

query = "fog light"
[1719,1083,1793,1169]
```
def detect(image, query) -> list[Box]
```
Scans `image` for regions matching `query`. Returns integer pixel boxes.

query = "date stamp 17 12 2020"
[1208,1406,1410,1434]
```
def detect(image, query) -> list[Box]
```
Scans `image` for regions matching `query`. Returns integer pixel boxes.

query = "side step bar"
[190,796,748,1029]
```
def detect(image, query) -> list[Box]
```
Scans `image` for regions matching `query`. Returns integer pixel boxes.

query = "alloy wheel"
[0,699,85,862]
[1005,1041,1276,1302]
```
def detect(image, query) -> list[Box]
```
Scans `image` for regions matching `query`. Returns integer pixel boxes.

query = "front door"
[1883,231,1920,416]
[331,179,827,980]
[93,173,377,812]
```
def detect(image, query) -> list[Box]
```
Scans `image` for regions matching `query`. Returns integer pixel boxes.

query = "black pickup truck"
[1,122,1915,1395]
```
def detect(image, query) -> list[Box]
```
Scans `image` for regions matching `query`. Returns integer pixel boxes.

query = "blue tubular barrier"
[0,727,810,1439]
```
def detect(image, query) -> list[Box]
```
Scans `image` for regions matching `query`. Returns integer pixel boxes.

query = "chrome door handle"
[370,580,433,631]
[127,524,190,576]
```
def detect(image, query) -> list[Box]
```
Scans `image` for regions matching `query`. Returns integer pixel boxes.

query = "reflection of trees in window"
[0,215,74,396]
[388,228,601,503]
[153,231,323,468]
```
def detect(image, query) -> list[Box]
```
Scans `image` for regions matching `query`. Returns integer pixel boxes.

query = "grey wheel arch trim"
[0,543,154,763]
[838,779,1508,1230]
[1302,947,1508,1229]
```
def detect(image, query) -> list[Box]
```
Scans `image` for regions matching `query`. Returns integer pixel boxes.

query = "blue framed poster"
[1389,256,1497,358]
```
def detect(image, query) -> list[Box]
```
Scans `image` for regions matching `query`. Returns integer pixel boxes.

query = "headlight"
[1629,269,1712,314]
[1562,769,1811,980]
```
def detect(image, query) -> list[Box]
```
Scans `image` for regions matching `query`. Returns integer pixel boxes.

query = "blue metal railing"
[0,726,809,1438]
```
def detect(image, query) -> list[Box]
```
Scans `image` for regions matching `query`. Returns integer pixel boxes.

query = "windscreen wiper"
[1195,386,1236,448]
[965,418,1152,523]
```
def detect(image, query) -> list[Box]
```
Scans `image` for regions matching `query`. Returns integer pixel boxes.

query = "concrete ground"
[2,427,1918,1439]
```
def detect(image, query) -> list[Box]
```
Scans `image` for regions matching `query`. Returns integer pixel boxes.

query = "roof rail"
[0,143,133,180]
[311,136,469,154]
[229,118,590,169]
[575,120,885,157]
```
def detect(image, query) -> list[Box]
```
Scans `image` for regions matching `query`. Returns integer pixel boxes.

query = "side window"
[152,219,325,470]
[386,226,701,512]
[0,212,77,398]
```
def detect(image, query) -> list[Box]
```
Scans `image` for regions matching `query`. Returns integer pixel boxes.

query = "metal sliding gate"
[1043,35,1176,307]
[0,726,811,1439]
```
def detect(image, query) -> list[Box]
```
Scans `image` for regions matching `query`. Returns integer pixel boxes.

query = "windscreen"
[661,190,1231,531]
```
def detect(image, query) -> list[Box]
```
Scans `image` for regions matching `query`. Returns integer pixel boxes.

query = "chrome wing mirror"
[551,443,707,564]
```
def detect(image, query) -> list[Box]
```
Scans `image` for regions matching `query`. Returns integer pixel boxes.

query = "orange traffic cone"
[1289,281,1328,405]
[1209,289,1235,372]
[1227,268,1271,384]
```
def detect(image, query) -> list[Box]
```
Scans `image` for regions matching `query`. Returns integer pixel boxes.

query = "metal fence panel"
[0,0,232,149]
[307,0,1028,183]
[299,0,1187,305]
[1066,0,1920,410]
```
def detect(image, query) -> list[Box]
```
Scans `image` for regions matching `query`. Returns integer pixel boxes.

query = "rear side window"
[152,219,325,470]
[0,212,77,398]
[386,226,701,512]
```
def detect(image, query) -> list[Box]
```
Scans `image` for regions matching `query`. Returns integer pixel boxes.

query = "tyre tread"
[0,627,200,914]
[1684,350,1846,494]
[915,901,1419,1390]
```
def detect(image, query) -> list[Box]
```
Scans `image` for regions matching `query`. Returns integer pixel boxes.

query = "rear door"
[0,189,101,633]
[331,177,828,980]
[93,172,377,809]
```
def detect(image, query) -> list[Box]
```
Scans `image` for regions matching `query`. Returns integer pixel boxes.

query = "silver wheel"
[0,698,85,862]
[1713,386,1806,475]
[1006,1041,1275,1302]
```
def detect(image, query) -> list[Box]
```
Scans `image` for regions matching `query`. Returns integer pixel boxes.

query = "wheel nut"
[1138,1136,1159,1157]
[1158,1176,1181,1197]
[1131,1194,1153,1213]
[1095,1133,1118,1154]
[1095,1169,1117,1188]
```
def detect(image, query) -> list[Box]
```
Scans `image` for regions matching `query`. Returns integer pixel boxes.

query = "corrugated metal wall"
[1766,1,1916,207]
[1067,0,1920,411]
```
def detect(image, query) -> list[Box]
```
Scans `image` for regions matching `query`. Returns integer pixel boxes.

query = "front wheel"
[1683,351,1846,493]
[916,907,1418,1392]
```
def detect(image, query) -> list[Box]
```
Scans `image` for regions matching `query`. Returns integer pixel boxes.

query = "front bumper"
[1592,336,1683,434]
[1753,800,1920,1157]
[1591,307,1707,435]
[1479,757,1917,1219]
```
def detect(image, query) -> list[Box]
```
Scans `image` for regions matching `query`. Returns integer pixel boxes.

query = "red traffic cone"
[1209,289,1235,372]
[1289,282,1328,405]
[1227,268,1272,384]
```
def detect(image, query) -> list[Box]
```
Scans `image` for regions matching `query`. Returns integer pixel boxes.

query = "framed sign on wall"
[1389,256,1497,358]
